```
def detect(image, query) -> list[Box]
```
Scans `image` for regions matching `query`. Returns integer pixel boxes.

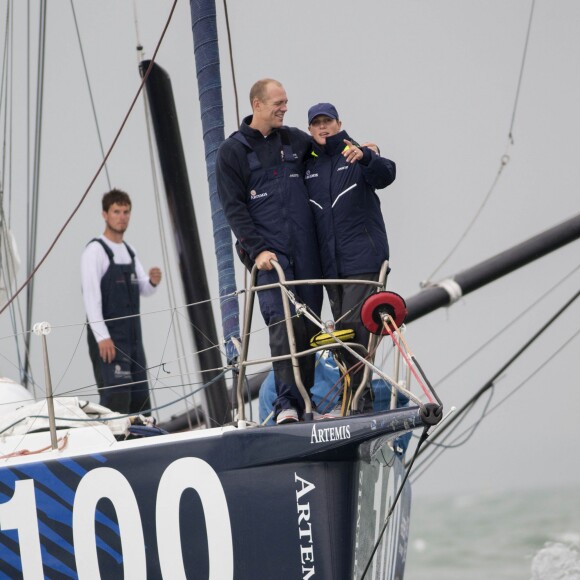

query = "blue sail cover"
[189,0,239,362]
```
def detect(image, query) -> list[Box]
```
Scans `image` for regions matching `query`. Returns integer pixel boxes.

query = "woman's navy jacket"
[305,130,396,278]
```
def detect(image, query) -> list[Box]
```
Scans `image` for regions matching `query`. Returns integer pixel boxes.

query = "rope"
[0,0,179,319]
[382,316,434,404]
[0,432,69,459]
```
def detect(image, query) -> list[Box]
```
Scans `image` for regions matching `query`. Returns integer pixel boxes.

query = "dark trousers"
[325,272,379,411]
[88,327,151,416]
[256,260,321,418]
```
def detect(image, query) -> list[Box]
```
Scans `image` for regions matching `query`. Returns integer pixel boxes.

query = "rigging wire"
[4,239,577,426]
[22,0,47,389]
[0,287,263,413]
[423,0,537,285]
[486,325,579,418]
[3,0,216,423]
[428,287,580,447]
[53,361,261,403]
[221,0,240,127]
[0,1,37,395]
[409,288,580,479]
[128,5,188,423]
[360,426,431,580]
[433,264,580,387]
[69,0,111,189]
[508,0,536,143]
[0,368,230,439]
[2,324,231,419]
[26,0,30,225]
[421,154,511,286]
[151,306,201,428]
[6,0,13,220]
[0,1,15,217]
[413,319,579,483]
[221,0,249,342]
[0,251,29,388]
[0,331,41,392]
[0,1,11,188]
[0,0,179,320]
[410,388,496,482]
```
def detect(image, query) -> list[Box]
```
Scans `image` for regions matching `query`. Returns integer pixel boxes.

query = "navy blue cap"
[308,103,339,125]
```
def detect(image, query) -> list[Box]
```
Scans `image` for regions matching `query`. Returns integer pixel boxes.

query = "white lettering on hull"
[310,423,351,444]
[295,473,316,578]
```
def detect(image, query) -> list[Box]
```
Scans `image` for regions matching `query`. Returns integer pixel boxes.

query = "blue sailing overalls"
[86,239,151,415]
[233,130,322,417]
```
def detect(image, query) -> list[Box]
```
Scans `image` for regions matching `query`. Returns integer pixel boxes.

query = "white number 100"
[0,457,233,579]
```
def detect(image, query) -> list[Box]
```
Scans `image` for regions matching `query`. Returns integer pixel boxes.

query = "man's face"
[103,202,131,234]
[254,83,288,132]
[308,115,341,145]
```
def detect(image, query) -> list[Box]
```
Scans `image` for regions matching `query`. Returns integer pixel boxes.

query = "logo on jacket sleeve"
[305,170,318,180]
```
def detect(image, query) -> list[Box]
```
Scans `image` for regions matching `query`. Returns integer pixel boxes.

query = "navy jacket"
[305,130,396,278]
[216,116,321,280]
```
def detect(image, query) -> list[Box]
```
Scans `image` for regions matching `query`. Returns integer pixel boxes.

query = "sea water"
[404,485,580,580]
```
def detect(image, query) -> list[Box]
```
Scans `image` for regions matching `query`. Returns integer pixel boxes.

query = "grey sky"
[1,0,579,499]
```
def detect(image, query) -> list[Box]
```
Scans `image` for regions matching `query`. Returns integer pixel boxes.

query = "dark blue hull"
[0,407,422,579]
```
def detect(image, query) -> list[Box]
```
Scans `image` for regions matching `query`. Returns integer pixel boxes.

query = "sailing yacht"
[1,1,579,578]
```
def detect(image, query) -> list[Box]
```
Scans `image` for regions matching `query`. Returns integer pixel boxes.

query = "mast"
[405,213,580,322]
[189,0,240,364]
[139,60,231,426]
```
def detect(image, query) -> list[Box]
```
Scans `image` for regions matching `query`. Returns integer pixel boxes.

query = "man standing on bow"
[216,78,323,424]
[305,103,396,415]
[81,188,162,415]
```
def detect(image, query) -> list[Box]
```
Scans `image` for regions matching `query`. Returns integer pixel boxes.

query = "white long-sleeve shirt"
[80,235,156,342]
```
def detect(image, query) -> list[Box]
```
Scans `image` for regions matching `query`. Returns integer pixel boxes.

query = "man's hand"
[98,338,116,364]
[149,267,162,287]
[255,250,278,270]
